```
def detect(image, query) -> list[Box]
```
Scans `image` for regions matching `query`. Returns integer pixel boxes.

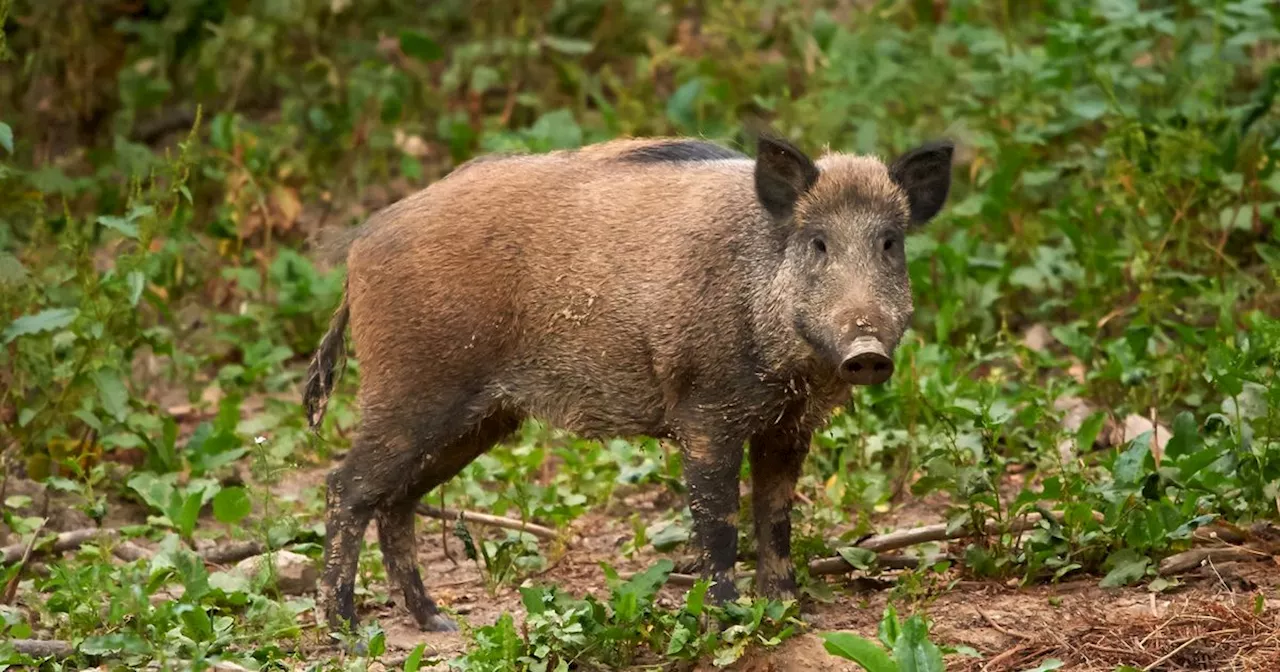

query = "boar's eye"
[882,235,897,253]
[812,236,828,256]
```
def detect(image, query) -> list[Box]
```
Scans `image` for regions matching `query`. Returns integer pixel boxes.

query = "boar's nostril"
[838,337,894,386]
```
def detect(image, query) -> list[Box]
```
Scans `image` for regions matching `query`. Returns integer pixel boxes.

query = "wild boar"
[304,131,953,631]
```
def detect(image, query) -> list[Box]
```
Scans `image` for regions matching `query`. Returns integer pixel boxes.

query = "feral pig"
[304,132,954,632]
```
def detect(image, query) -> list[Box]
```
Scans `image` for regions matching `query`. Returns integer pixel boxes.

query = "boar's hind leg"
[679,429,747,604]
[748,427,809,600]
[320,454,377,632]
[375,412,521,632]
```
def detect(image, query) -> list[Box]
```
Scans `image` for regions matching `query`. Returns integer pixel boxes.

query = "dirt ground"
[278,464,1278,672]
[6,459,1276,672]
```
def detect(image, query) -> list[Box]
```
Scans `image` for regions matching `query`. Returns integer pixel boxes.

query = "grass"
[1,0,1279,670]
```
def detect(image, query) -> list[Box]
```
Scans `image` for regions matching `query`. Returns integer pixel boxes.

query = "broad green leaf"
[97,214,139,239]
[1099,549,1151,588]
[2,308,78,344]
[837,546,877,571]
[1076,411,1108,452]
[367,628,386,658]
[684,577,710,617]
[820,632,897,672]
[0,121,12,154]
[1112,434,1151,485]
[894,616,945,672]
[403,643,428,672]
[665,622,694,656]
[212,486,252,524]
[92,369,130,422]
[399,30,443,61]
[877,604,901,649]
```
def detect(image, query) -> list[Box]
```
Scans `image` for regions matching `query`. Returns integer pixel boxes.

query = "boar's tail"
[304,286,350,430]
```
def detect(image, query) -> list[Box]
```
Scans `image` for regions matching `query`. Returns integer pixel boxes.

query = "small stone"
[233,550,318,595]
[1022,323,1054,352]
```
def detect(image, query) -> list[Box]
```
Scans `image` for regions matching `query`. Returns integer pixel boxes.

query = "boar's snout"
[839,336,894,386]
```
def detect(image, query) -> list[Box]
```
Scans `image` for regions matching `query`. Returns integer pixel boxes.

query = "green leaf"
[820,632,897,672]
[212,486,252,524]
[894,616,945,672]
[127,270,146,306]
[542,35,593,55]
[1076,411,1108,452]
[0,252,26,285]
[176,489,207,538]
[666,622,694,656]
[837,546,877,570]
[92,369,130,422]
[97,214,140,239]
[1019,660,1065,672]
[1068,87,1109,120]
[403,643,427,672]
[2,308,78,344]
[0,121,12,154]
[368,628,386,658]
[1099,549,1151,588]
[1112,434,1152,485]
[399,30,443,61]
[684,578,710,617]
[666,77,704,131]
[877,604,901,649]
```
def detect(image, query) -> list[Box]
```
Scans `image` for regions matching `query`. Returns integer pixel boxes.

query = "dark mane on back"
[616,139,746,164]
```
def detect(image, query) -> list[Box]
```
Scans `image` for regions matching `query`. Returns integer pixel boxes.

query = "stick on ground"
[416,504,559,541]
[7,639,75,658]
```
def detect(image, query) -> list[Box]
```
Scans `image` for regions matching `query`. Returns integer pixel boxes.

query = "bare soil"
[289,465,1277,672]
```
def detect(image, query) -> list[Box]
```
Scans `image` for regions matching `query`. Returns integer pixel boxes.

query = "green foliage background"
[0,0,1278,669]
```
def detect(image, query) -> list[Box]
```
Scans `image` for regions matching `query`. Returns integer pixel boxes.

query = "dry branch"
[646,553,934,587]
[0,528,118,564]
[6,639,75,658]
[201,541,266,565]
[416,504,559,541]
[1157,546,1270,576]
[2,529,273,568]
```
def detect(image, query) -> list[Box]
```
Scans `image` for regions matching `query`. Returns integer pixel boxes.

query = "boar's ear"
[889,140,954,225]
[754,134,820,221]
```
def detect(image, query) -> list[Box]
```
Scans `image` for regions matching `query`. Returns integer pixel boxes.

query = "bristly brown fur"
[309,132,952,632]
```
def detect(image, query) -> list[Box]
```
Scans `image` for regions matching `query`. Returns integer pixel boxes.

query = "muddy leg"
[320,460,376,632]
[749,428,808,599]
[375,502,456,631]
[374,414,521,632]
[679,429,746,604]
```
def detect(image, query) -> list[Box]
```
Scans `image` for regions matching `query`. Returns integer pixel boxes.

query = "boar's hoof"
[418,613,459,632]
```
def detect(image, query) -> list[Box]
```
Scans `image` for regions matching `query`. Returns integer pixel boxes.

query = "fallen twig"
[416,504,558,541]
[201,541,266,566]
[1157,546,1270,576]
[1,529,273,569]
[0,528,117,565]
[650,553,933,587]
[2,518,48,603]
[7,638,75,658]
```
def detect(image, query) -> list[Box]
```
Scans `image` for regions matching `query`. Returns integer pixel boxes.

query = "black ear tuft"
[754,134,820,221]
[889,140,954,225]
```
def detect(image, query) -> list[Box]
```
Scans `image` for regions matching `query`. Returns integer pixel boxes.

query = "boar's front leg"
[678,429,746,604]
[749,426,809,599]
